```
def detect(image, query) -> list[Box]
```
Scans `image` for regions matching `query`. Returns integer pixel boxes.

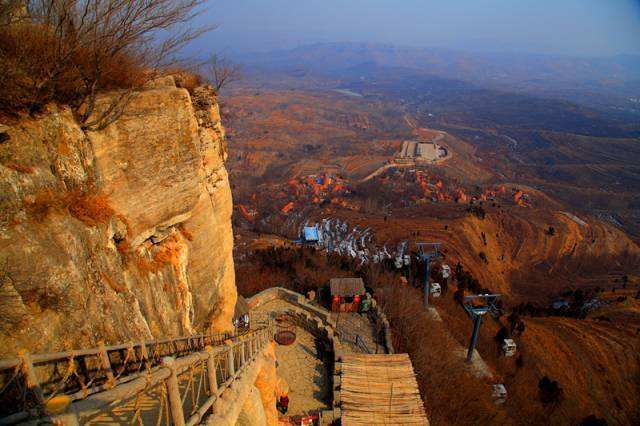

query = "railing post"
[240,339,246,367]
[162,357,185,426]
[139,341,149,368]
[227,344,235,376]
[204,346,218,396]
[97,341,115,388]
[251,336,256,358]
[18,351,45,409]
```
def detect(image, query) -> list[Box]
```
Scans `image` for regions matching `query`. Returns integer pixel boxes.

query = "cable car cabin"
[492,384,507,404]
[502,338,517,357]
[330,278,366,313]
[430,282,442,298]
[441,264,451,279]
[441,264,452,286]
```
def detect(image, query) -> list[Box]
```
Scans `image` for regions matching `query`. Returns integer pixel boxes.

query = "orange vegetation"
[177,222,195,241]
[329,201,639,304]
[4,163,35,173]
[68,192,114,226]
[281,202,295,214]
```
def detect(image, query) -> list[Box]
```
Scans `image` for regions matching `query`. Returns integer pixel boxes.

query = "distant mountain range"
[234,42,640,106]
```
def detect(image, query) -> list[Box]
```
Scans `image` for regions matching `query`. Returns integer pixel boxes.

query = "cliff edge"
[0,78,237,355]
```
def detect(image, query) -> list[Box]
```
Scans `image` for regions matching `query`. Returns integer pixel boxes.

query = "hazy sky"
[192,0,640,57]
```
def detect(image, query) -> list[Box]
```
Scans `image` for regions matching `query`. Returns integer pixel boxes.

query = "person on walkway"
[277,392,289,415]
[359,293,372,313]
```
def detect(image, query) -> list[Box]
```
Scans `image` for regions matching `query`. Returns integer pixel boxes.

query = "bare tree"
[0,0,26,25]
[205,53,241,92]
[1,0,212,129]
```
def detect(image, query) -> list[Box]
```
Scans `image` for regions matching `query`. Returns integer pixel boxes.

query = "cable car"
[502,338,517,357]
[492,384,507,404]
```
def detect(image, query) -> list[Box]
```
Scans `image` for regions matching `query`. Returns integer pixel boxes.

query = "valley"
[225,62,640,424]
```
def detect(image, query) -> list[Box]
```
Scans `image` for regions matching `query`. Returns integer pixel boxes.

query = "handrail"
[0,322,275,424]
[0,331,234,371]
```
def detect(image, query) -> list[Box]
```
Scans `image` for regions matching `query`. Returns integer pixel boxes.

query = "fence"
[0,325,274,425]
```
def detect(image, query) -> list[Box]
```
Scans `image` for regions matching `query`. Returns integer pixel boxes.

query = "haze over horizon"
[193,0,640,58]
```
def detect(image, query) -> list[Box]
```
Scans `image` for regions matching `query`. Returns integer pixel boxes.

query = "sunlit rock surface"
[0,81,236,355]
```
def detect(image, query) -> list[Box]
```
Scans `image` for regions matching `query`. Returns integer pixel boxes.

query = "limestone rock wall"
[254,343,278,425]
[0,81,237,355]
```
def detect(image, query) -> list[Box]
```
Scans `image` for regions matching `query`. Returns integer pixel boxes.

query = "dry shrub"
[67,192,113,226]
[236,264,290,297]
[0,1,210,128]
[154,234,183,268]
[234,246,359,297]
[135,255,162,274]
[4,163,35,173]
[116,238,132,259]
[135,234,184,274]
[177,223,195,241]
[172,70,204,95]
[378,285,506,425]
[203,54,241,92]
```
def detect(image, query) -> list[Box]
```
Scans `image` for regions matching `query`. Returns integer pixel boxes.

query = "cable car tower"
[462,294,500,362]
[416,242,441,309]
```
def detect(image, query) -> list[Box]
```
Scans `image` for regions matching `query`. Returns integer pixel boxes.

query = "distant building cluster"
[298,217,411,266]
[396,140,448,163]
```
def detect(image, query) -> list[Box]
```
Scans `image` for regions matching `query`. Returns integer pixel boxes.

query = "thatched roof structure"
[340,353,429,425]
[330,277,365,297]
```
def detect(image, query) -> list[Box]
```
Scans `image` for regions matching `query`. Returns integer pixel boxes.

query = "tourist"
[277,392,289,415]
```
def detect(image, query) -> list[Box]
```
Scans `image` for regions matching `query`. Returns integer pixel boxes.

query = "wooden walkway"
[340,354,429,425]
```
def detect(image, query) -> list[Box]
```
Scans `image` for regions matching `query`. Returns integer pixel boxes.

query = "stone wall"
[248,287,394,354]
[0,79,237,355]
[247,286,400,423]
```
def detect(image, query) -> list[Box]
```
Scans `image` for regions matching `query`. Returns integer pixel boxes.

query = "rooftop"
[330,277,365,296]
[340,353,429,425]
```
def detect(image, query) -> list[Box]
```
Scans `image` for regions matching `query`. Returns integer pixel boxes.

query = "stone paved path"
[254,299,331,417]
[331,312,384,354]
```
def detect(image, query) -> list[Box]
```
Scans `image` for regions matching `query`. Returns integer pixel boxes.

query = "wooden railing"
[0,324,274,424]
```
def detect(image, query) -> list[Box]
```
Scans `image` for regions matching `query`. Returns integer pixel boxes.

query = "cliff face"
[0,78,237,355]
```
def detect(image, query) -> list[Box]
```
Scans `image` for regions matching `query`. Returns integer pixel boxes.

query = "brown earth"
[226,86,640,425]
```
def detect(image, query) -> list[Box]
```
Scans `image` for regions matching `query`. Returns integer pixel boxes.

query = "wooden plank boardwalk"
[340,353,429,425]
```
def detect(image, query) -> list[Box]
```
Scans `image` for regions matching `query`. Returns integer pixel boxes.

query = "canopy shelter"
[303,226,319,243]
[330,278,365,312]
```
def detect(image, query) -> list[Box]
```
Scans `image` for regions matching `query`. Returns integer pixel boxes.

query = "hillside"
[226,73,640,425]
[233,241,640,425]
[225,89,640,303]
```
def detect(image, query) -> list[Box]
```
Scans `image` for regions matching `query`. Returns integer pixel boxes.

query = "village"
[235,166,533,227]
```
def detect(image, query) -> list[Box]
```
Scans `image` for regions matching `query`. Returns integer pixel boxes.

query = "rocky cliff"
[0,77,237,355]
